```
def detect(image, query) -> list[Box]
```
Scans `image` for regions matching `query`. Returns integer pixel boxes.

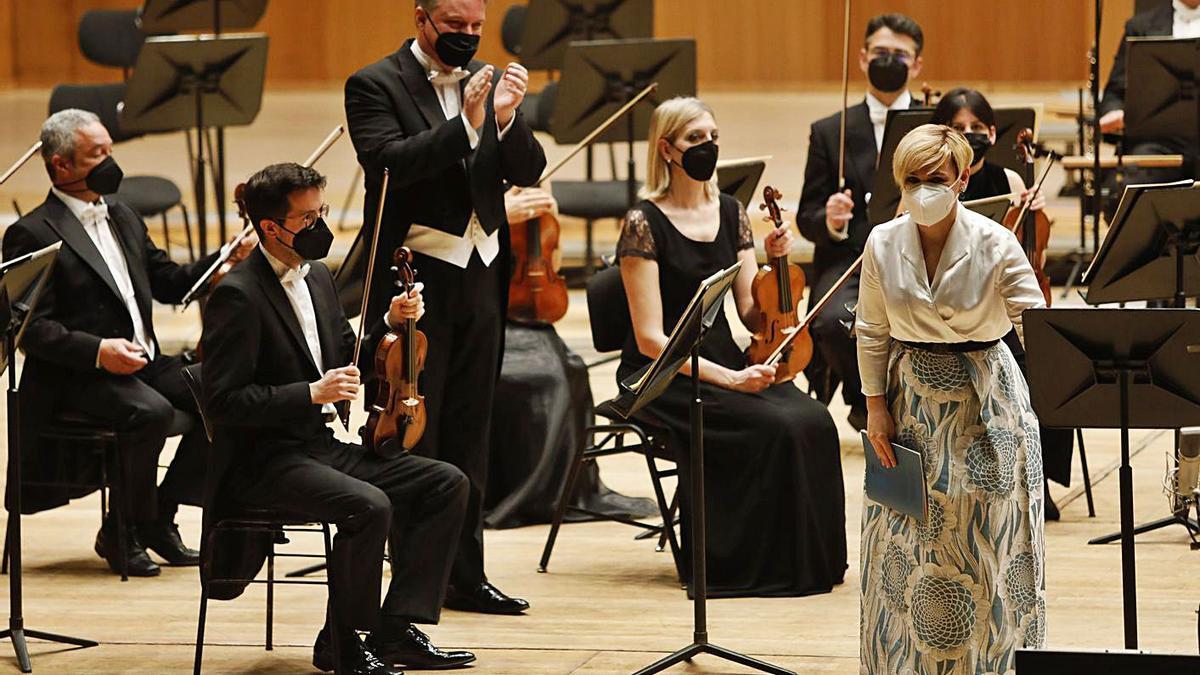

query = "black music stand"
[1024,308,1200,649]
[519,0,653,71]
[120,33,268,257]
[963,194,1012,223]
[606,263,792,675]
[717,157,768,210]
[0,243,96,673]
[552,38,696,206]
[1083,180,1200,307]
[988,106,1040,176]
[1124,37,1200,178]
[868,108,932,225]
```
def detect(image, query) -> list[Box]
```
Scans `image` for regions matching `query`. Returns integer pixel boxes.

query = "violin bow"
[0,141,42,186]
[341,167,391,431]
[537,82,658,185]
[836,0,851,191]
[180,125,345,309]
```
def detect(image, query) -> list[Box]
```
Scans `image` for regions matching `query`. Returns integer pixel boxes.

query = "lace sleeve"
[616,208,656,260]
[736,203,755,251]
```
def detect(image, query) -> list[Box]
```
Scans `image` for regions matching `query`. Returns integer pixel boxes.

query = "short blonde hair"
[641,97,719,201]
[892,124,973,187]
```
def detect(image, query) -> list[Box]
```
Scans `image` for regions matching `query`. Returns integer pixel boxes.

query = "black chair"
[61,10,194,261]
[537,263,684,582]
[2,405,195,582]
[180,365,342,674]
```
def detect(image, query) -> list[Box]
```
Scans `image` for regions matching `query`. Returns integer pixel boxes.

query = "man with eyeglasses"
[2,109,257,578]
[201,162,476,674]
[796,13,925,432]
[345,0,546,622]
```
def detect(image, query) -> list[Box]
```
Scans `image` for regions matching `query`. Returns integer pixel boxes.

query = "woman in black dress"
[932,88,1072,520]
[615,97,846,598]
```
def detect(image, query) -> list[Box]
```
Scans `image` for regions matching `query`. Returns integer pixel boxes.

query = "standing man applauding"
[345,0,546,616]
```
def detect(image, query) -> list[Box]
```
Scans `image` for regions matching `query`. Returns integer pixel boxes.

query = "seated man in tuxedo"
[201,162,474,674]
[1099,0,1199,213]
[796,13,925,431]
[2,108,254,577]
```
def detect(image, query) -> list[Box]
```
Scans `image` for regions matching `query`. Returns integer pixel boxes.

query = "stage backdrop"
[0,0,1136,90]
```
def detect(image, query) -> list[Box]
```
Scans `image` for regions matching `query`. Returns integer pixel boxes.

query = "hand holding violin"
[387,281,425,327]
[763,223,795,259]
[504,186,557,225]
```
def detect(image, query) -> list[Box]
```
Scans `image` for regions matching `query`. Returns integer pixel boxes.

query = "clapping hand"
[493,63,529,128]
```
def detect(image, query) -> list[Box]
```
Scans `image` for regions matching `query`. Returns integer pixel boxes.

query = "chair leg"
[657,492,679,553]
[1077,428,1096,518]
[538,434,591,573]
[266,537,275,651]
[193,579,210,675]
[645,456,684,583]
[322,523,342,675]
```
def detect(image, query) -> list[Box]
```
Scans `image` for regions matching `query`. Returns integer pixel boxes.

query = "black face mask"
[964,132,991,163]
[674,140,719,182]
[55,155,124,196]
[867,54,909,93]
[425,16,479,69]
[278,217,334,261]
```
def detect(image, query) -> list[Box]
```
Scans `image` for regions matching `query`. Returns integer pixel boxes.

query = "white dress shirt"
[1174,0,1200,38]
[406,41,513,269]
[260,245,336,414]
[855,204,1046,397]
[52,188,155,362]
[826,91,913,243]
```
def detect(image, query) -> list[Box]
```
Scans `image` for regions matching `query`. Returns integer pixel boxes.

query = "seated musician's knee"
[342,483,392,534]
[431,462,469,510]
[122,392,176,440]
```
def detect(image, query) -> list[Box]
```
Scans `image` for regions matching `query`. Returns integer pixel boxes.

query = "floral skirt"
[860,342,1046,675]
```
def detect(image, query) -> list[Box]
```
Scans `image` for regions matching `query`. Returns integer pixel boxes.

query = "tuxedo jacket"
[1099,4,1175,117]
[344,38,547,339]
[199,248,356,598]
[1,191,218,513]
[797,101,882,274]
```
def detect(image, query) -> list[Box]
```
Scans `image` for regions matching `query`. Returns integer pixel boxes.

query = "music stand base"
[1088,512,1200,546]
[0,625,99,673]
[632,640,794,675]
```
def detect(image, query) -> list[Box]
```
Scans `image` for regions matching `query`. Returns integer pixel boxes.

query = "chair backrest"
[48,82,142,144]
[180,364,214,443]
[500,5,527,57]
[78,10,146,70]
[586,263,632,353]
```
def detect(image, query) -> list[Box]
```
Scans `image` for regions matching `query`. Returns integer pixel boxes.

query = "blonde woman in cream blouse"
[856,124,1047,675]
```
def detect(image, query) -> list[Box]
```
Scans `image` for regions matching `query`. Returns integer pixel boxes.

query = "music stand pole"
[1091,0,1102,256]
[0,250,98,671]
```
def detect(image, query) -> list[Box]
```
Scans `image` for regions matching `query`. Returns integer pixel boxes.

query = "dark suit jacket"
[797,101,881,274]
[199,248,356,598]
[1,191,218,513]
[1099,4,1175,117]
[344,39,547,353]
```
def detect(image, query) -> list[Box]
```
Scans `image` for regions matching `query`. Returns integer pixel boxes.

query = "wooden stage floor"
[0,87,1197,673]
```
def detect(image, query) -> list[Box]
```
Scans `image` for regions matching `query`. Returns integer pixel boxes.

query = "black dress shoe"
[94,527,160,577]
[444,581,529,615]
[367,624,475,670]
[1044,479,1061,522]
[140,521,200,566]
[313,631,404,675]
[847,404,868,433]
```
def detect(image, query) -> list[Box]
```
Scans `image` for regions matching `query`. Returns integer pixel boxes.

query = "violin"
[362,246,427,458]
[1001,129,1054,305]
[508,191,568,324]
[748,187,811,383]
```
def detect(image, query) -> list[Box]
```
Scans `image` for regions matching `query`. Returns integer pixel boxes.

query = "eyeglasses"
[868,47,915,65]
[275,203,330,230]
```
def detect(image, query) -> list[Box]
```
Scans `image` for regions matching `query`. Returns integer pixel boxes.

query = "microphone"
[1175,427,1200,509]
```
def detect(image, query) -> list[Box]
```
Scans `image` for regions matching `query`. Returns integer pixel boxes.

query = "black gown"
[616,194,847,598]
[964,160,1075,487]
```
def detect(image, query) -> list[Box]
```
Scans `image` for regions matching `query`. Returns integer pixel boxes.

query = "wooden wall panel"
[0,0,1143,91]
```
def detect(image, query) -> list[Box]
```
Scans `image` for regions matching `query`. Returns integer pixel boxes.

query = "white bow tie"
[429,68,469,87]
[281,263,310,285]
[79,201,109,227]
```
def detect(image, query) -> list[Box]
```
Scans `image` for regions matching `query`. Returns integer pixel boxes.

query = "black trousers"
[238,438,468,632]
[410,251,502,589]
[808,257,864,410]
[58,352,206,524]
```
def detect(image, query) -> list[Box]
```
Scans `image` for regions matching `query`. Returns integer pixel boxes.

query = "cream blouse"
[855,204,1046,397]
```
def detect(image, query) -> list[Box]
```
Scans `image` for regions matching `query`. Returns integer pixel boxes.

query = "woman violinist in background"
[616,96,846,598]
[931,88,1070,520]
